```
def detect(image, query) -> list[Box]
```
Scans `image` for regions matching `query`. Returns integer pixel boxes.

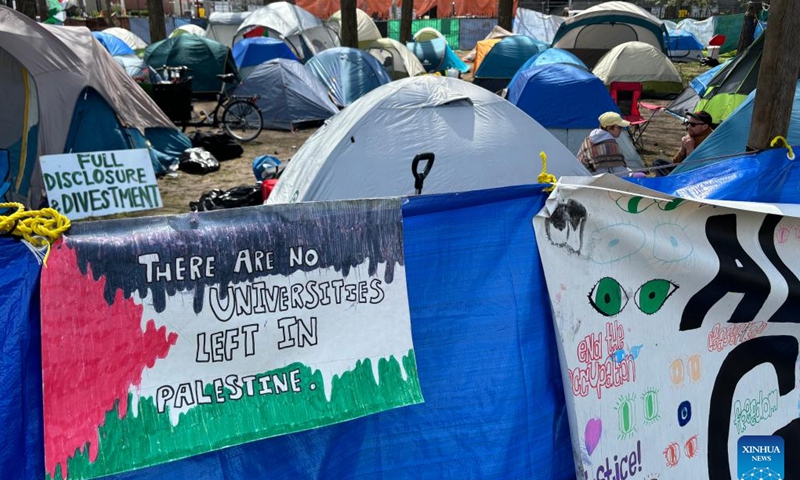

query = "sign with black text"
[40,149,161,220]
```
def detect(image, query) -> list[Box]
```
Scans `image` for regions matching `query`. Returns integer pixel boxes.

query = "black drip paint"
[65,199,404,313]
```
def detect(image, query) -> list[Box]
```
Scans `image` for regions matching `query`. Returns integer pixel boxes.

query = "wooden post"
[147,0,166,43]
[746,0,800,151]
[399,0,412,44]
[339,0,358,48]
[497,0,512,31]
[736,1,761,54]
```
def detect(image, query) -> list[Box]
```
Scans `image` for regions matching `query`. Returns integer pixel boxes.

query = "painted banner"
[534,177,800,480]
[40,149,161,220]
[40,199,422,480]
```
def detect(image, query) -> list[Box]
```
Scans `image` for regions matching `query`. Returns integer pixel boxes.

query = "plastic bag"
[179,147,220,174]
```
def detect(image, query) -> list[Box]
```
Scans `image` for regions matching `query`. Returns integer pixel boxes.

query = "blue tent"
[508,63,617,129]
[92,31,135,56]
[507,63,642,168]
[232,37,298,78]
[406,38,469,74]
[306,47,391,107]
[509,47,587,90]
[236,58,338,130]
[665,29,703,61]
[673,80,800,174]
[473,35,548,92]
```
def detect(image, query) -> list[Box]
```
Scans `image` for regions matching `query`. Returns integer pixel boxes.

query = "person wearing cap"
[673,110,714,163]
[577,112,631,173]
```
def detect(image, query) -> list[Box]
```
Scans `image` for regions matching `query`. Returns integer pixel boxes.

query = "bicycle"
[153,66,264,143]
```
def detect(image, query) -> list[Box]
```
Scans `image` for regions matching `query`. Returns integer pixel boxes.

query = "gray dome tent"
[235,58,338,131]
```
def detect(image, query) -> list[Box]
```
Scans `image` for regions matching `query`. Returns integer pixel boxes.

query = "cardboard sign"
[40,199,422,479]
[534,177,800,480]
[40,149,161,220]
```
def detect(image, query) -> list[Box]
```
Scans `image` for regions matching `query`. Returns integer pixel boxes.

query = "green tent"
[144,35,239,94]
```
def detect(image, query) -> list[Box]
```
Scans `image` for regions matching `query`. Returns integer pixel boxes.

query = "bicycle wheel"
[221,100,263,142]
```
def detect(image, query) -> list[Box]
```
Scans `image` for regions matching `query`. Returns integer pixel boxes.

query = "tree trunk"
[147,0,166,43]
[339,0,358,48]
[104,0,113,24]
[399,0,412,44]
[18,0,37,18]
[747,0,800,151]
[737,1,760,54]
[497,0,512,31]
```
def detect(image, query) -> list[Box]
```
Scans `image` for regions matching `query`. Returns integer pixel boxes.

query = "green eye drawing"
[588,277,628,316]
[635,279,678,315]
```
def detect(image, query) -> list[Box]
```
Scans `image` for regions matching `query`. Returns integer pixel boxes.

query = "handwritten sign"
[40,148,161,220]
[40,199,422,479]
[534,178,800,479]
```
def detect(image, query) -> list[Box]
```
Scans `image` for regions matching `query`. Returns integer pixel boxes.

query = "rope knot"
[537,151,557,192]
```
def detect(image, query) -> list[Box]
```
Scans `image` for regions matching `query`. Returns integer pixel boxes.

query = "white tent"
[592,41,682,96]
[169,23,207,38]
[206,12,251,47]
[328,8,381,49]
[234,1,339,60]
[552,1,667,68]
[267,76,589,204]
[102,27,147,51]
[413,27,444,43]
[365,38,425,80]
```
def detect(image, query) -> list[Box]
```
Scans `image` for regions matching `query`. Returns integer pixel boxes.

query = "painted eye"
[635,279,678,315]
[588,277,628,317]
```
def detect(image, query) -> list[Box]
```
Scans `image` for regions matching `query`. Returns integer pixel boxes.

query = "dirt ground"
[136,60,712,219]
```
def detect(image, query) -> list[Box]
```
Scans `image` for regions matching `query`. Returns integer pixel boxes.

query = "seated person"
[673,110,714,163]
[577,112,630,174]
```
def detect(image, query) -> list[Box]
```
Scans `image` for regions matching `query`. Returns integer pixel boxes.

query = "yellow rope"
[0,202,71,264]
[537,151,557,192]
[770,136,796,160]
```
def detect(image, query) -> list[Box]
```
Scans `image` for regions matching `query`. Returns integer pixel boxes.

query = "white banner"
[41,148,161,220]
[534,176,800,479]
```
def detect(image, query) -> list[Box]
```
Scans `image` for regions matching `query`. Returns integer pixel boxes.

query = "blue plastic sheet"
[3,185,575,480]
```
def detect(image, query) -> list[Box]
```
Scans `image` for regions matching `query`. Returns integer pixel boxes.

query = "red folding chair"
[609,82,662,152]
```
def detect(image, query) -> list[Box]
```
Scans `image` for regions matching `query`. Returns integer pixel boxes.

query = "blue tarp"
[674,80,800,173]
[232,37,298,74]
[92,31,135,56]
[631,146,800,204]
[508,63,619,129]
[665,30,703,53]
[2,185,575,480]
[306,47,391,107]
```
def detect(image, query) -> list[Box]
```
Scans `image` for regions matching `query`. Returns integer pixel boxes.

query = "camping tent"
[365,38,425,80]
[694,33,795,124]
[327,8,381,49]
[508,47,587,88]
[0,6,190,207]
[234,2,339,61]
[267,75,589,204]
[206,12,251,47]
[674,80,800,174]
[552,1,668,69]
[507,63,642,169]
[235,58,338,131]
[473,35,548,92]
[665,29,703,62]
[413,27,444,43]
[102,27,147,54]
[232,37,298,78]
[169,24,207,38]
[592,41,682,97]
[513,8,566,44]
[665,61,728,120]
[463,25,512,62]
[407,38,469,74]
[144,35,239,94]
[306,47,391,107]
[91,31,135,56]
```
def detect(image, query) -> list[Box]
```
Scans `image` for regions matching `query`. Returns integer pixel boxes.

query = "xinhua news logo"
[738,435,784,480]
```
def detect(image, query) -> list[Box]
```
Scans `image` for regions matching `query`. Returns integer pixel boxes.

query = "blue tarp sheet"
[92,31,136,56]
[1,185,574,479]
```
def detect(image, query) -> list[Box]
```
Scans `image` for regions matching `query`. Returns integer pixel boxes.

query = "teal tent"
[144,35,239,94]
[473,35,548,92]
